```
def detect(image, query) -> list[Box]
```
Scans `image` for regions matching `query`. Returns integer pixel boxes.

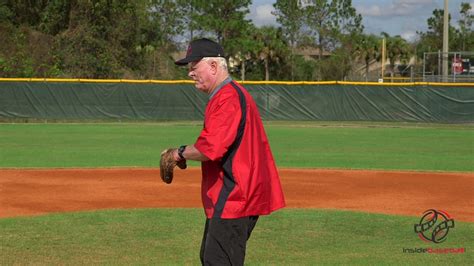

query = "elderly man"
[172,38,285,266]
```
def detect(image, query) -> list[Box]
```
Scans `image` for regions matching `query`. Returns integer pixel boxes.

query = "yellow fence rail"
[0,78,473,87]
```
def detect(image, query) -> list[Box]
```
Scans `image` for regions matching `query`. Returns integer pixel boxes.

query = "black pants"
[200,216,259,266]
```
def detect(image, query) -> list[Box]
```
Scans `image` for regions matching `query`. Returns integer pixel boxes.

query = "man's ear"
[210,60,218,75]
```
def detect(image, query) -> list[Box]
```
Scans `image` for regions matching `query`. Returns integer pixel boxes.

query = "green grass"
[0,122,472,171]
[267,123,474,171]
[1,122,472,264]
[0,209,472,265]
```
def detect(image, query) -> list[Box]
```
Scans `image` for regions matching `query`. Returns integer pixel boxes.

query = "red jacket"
[194,80,286,219]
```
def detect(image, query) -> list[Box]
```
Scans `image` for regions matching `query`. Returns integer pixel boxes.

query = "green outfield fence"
[0,79,473,123]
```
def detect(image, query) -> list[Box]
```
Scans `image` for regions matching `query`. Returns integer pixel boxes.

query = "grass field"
[1,121,473,264]
[1,209,473,265]
[0,122,472,171]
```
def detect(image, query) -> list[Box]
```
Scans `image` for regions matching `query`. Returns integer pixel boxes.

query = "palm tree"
[381,32,412,78]
[354,34,380,81]
[255,26,288,81]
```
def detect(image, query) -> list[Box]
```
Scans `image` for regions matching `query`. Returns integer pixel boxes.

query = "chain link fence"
[423,51,474,83]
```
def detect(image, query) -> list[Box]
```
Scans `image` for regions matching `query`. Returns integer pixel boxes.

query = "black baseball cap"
[174,38,225,66]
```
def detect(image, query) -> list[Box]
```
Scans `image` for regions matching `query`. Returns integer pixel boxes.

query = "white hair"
[202,57,228,71]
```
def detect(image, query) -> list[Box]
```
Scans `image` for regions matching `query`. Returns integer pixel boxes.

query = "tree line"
[0,0,472,81]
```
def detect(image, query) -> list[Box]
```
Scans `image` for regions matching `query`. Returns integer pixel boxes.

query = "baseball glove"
[160,148,187,184]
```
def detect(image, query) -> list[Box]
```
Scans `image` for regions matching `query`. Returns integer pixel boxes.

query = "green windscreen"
[0,82,472,123]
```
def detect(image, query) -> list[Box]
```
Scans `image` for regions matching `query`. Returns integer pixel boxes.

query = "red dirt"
[0,168,472,222]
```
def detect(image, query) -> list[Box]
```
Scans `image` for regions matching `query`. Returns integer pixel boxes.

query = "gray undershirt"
[209,76,232,100]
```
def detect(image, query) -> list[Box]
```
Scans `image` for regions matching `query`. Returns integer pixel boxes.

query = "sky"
[247,0,474,42]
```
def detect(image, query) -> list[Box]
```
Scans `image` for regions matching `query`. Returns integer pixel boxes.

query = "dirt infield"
[1,168,472,222]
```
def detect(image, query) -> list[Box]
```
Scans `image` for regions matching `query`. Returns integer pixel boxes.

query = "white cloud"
[356,0,435,17]
[248,4,277,26]
[359,5,383,16]
[401,30,417,41]
[394,0,434,5]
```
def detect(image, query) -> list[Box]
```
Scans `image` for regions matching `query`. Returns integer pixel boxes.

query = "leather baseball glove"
[160,148,187,184]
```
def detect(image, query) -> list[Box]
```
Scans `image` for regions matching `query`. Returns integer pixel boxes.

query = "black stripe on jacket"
[213,82,247,218]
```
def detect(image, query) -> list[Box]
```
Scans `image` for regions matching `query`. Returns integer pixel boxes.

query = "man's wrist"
[178,145,187,160]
